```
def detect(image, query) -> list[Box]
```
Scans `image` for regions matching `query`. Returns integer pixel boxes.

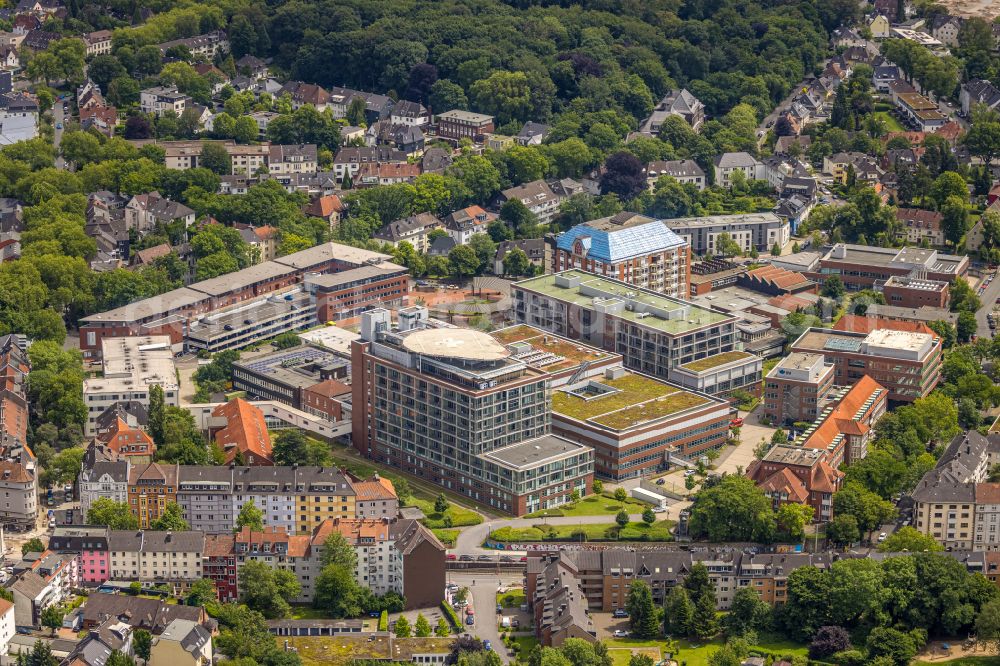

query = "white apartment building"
[79,460,128,519]
[108,531,205,594]
[83,336,179,436]
[139,87,189,117]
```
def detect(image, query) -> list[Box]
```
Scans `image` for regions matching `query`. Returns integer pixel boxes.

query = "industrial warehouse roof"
[556,212,686,263]
[401,328,510,362]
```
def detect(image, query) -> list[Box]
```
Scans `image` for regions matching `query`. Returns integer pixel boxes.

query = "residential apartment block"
[912,431,1000,550]
[0,459,37,530]
[351,308,594,515]
[435,110,494,143]
[666,213,789,256]
[554,212,691,299]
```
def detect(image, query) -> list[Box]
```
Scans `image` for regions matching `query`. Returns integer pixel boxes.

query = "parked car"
[730,417,744,428]
[477,554,492,562]
[483,640,492,651]
[878,532,888,543]
[500,555,514,562]
[613,630,630,638]
[446,554,457,561]
[459,554,474,562]
[496,603,503,613]
[612,609,629,618]
[684,470,696,477]
[655,478,665,485]
[465,615,474,625]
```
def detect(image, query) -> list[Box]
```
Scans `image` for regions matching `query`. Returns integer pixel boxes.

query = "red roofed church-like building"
[211,398,272,465]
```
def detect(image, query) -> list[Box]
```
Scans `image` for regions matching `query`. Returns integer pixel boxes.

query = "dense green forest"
[63,0,849,131]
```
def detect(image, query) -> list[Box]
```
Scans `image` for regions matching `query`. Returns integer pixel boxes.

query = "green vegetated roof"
[680,350,754,373]
[552,372,709,430]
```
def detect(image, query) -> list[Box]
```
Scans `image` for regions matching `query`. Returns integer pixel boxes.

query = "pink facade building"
[48,527,109,584]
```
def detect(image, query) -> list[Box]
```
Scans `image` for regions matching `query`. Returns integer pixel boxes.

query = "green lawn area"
[525,493,649,518]
[605,634,808,666]
[509,635,539,657]
[497,589,526,608]
[491,520,674,543]
[290,606,337,620]
[287,636,451,666]
[681,351,754,373]
[432,528,460,546]
[409,497,483,528]
[875,111,905,132]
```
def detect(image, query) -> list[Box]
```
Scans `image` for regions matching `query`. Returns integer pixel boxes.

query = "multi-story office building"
[78,243,392,360]
[882,275,950,309]
[665,213,789,255]
[436,110,494,143]
[232,346,350,410]
[303,263,410,323]
[762,352,836,425]
[790,327,942,403]
[553,212,691,299]
[512,271,740,382]
[551,366,732,477]
[666,350,762,399]
[803,243,968,293]
[83,336,180,436]
[351,309,594,515]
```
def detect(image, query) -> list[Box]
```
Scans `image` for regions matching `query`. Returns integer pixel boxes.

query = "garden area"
[286,636,453,666]
[874,111,905,132]
[409,496,483,529]
[605,634,808,666]
[524,491,650,518]
[497,589,526,609]
[489,519,675,543]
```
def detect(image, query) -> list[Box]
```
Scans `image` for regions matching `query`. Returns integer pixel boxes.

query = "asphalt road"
[53,101,65,170]
[452,513,645,556]
[976,268,1000,339]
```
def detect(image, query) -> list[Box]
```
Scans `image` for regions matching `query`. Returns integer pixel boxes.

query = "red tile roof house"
[211,398,273,465]
[747,446,843,522]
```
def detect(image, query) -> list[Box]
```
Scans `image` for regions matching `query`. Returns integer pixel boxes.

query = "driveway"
[447,572,523,663]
